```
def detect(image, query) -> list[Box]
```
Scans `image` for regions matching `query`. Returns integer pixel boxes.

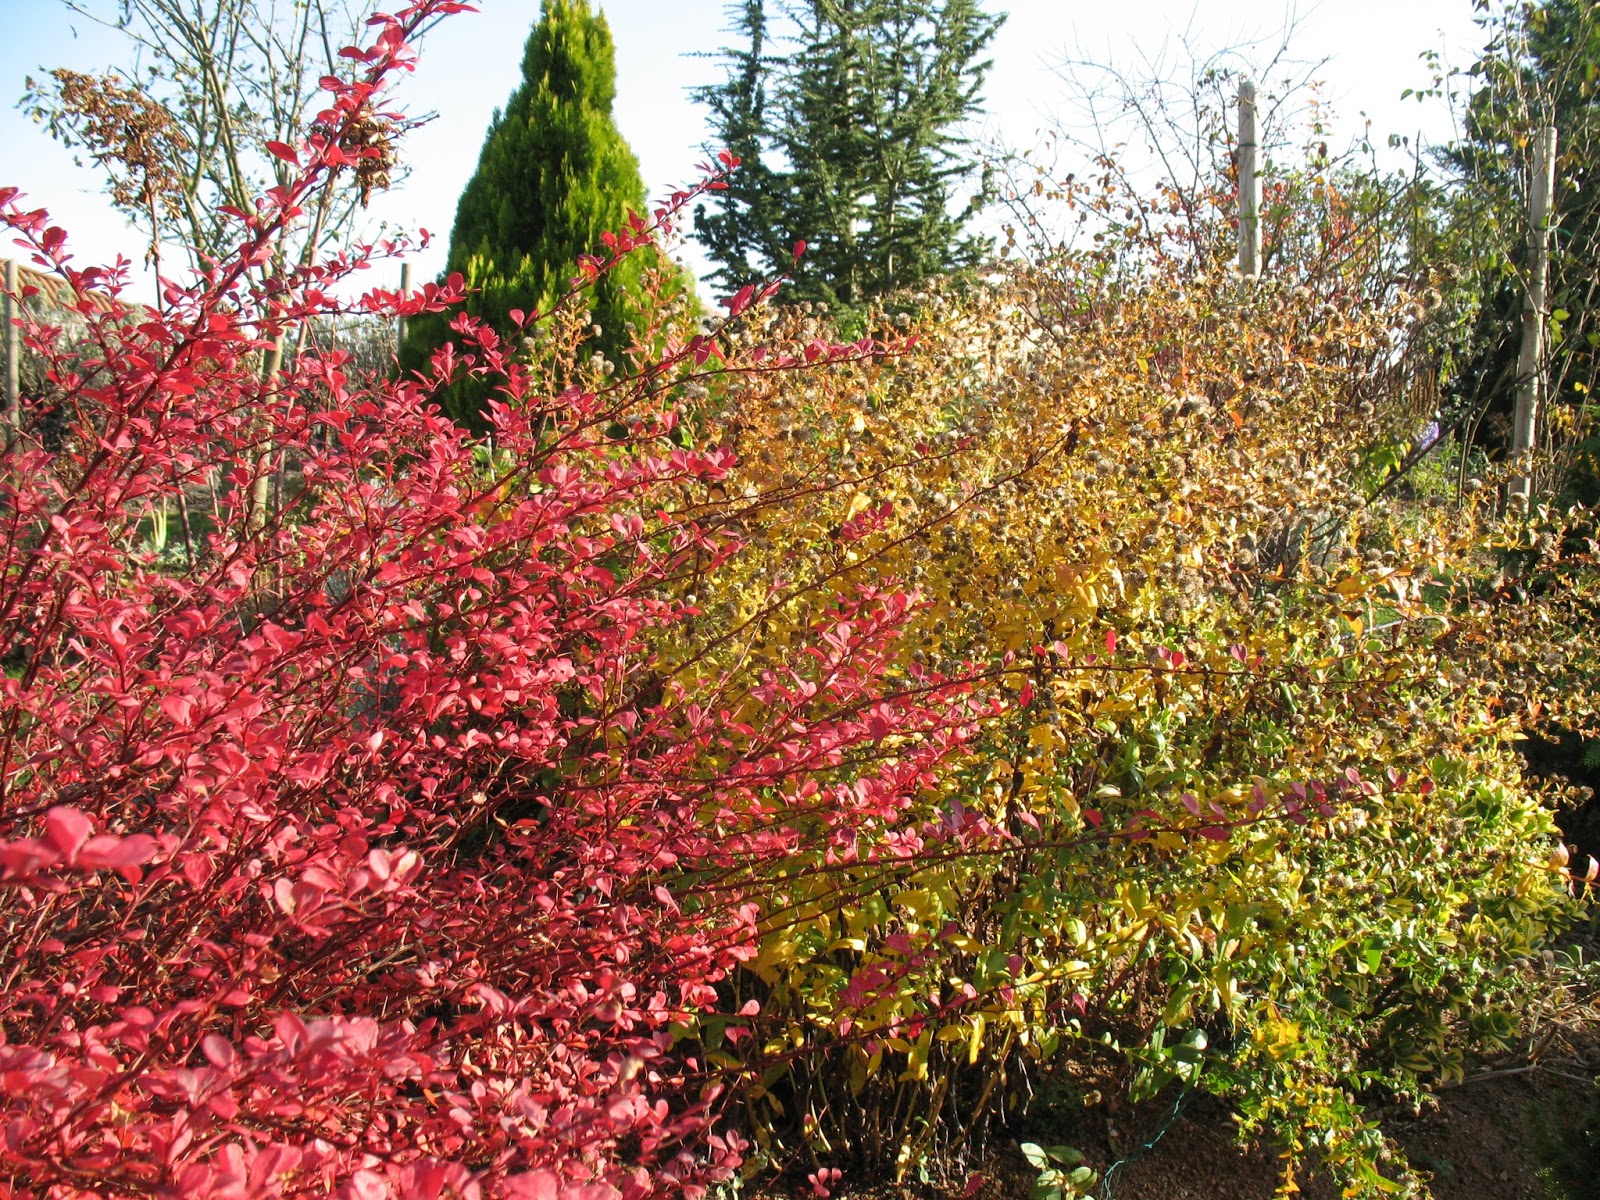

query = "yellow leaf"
[895,889,943,922]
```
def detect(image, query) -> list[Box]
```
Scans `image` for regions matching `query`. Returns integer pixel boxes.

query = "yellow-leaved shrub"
[654,167,1589,1197]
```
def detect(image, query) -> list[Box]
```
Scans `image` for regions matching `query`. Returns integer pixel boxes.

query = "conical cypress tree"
[402,0,652,425]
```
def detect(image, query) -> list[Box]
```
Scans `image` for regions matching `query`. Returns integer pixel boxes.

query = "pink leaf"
[273,877,299,915]
[500,1172,560,1200]
[201,1034,237,1070]
[341,1169,390,1200]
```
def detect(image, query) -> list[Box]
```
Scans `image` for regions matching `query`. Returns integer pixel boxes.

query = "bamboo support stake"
[4,259,18,428]
[1511,124,1557,503]
[397,261,411,354]
[1238,80,1261,278]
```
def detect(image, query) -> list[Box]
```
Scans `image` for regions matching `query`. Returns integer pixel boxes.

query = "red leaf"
[720,284,755,317]
[44,807,92,860]
[264,141,300,166]
[77,834,158,881]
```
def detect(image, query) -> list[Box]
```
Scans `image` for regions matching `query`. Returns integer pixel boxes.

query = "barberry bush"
[0,6,984,1197]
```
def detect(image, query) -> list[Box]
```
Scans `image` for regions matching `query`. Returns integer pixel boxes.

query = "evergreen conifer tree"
[402,0,653,424]
[694,0,1002,311]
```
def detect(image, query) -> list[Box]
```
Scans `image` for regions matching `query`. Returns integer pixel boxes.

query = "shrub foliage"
[0,6,1595,1200]
[0,7,980,1195]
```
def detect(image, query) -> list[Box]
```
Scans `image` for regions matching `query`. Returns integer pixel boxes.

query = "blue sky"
[1,1,1485,300]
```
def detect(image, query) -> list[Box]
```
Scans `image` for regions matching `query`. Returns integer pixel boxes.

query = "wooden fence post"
[1511,124,1557,503]
[1238,80,1261,278]
[4,259,18,428]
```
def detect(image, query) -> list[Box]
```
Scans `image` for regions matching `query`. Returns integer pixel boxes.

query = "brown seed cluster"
[330,106,398,207]
[33,68,191,223]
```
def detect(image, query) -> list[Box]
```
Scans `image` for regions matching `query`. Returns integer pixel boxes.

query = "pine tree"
[402,0,653,424]
[694,0,1002,311]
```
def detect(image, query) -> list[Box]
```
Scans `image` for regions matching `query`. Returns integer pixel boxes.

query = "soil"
[1063,1057,1597,1200]
[768,1018,1600,1200]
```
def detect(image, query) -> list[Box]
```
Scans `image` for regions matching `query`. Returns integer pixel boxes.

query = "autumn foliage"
[664,154,1591,1193]
[0,6,988,1196]
[2,6,1596,1200]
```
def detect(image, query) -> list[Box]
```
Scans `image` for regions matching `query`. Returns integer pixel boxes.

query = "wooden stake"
[1238,80,1261,278]
[1511,124,1557,503]
[397,261,411,354]
[4,259,18,428]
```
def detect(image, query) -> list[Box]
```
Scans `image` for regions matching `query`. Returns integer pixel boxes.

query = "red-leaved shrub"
[0,5,977,1195]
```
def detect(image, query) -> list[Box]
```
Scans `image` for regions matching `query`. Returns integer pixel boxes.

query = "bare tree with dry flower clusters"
[21,0,423,283]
